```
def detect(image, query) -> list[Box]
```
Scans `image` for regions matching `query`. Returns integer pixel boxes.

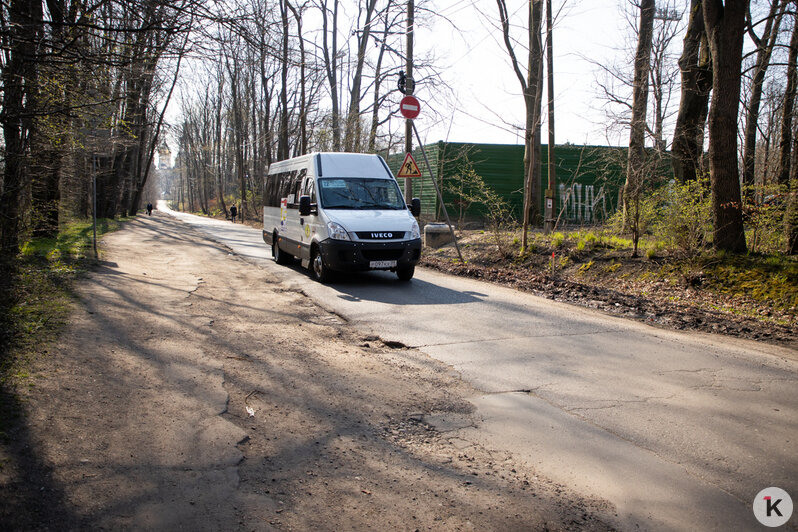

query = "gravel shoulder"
[1,213,615,530]
[420,235,797,349]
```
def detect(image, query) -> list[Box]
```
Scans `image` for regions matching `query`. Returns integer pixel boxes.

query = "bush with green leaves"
[744,183,788,254]
[653,178,713,257]
[445,164,516,256]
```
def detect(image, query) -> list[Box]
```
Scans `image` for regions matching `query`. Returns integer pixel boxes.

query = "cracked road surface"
[163,204,798,531]
[7,211,620,530]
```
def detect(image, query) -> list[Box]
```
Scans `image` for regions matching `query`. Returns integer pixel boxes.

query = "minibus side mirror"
[409,198,421,217]
[299,195,312,216]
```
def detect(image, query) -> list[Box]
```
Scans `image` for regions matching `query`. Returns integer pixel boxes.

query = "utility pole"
[404,0,414,200]
[544,0,556,233]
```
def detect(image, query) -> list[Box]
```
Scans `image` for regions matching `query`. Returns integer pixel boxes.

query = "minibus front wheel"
[396,266,415,281]
[311,245,333,283]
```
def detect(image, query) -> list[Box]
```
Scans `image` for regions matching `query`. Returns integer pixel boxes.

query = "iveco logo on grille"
[371,232,394,239]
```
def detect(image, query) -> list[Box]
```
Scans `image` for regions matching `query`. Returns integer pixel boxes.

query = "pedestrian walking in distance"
[230,205,237,223]
[146,203,153,216]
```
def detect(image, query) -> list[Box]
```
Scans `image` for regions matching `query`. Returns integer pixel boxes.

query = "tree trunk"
[31,0,72,237]
[787,183,798,254]
[741,0,785,200]
[345,0,379,152]
[524,0,544,243]
[278,0,290,160]
[703,0,748,253]
[496,0,542,250]
[672,0,713,184]
[132,37,185,217]
[0,0,40,254]
[214,71,228,216]
[321,0,341,151]
[369,17,390,152]
[624,0,655,255]
[778,8,798,187]
[287,1,308,155]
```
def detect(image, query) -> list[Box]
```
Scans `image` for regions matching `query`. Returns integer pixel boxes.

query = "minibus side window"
[287,169,305,208]
[302,174,316,203]
[264,171,282,207]
[280,170,296,206]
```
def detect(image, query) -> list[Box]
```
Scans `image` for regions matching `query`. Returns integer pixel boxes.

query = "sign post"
[399,94,420,201]
[409,121,463,263]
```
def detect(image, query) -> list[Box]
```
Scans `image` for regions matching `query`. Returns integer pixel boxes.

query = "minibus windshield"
[318,178,406,210]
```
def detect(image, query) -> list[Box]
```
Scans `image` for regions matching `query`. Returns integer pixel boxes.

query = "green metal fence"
[388,142,641,225]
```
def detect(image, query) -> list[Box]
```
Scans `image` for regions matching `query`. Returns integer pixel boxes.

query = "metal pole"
[411,122,463,262]
[92,154,98,259]
[544,0,556,233]
[404,0,414,200]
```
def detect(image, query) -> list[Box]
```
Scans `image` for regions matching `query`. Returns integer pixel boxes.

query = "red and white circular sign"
[400,95,420,119]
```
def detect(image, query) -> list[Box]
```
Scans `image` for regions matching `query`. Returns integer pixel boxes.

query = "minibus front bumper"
[319,238,422,272]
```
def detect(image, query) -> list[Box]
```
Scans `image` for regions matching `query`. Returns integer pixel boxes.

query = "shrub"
[744,183,788,254]
[445,165,516,257]
[654,178,712,257]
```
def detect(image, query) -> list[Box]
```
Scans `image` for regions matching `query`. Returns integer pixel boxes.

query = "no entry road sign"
[400,95,420,119]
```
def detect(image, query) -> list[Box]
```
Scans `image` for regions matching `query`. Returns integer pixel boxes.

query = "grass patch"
[699,254,798,311]
[578,260,594,274]
[1,218,121,385]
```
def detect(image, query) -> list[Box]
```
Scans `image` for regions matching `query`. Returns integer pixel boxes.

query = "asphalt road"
[161,203,798,531]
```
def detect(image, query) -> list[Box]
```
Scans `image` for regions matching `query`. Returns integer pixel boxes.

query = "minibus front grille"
[355,231,405,240]
[361,249,405,261]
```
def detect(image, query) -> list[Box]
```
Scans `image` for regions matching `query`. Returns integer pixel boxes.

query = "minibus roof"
[316,152,394,179]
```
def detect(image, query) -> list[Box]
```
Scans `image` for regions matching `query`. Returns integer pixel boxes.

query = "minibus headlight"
[410,220,421,240]
[327,221,351,241]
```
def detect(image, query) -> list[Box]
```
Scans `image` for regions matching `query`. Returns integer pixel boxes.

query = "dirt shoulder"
[1,213,614,530]
[421,231,797,350]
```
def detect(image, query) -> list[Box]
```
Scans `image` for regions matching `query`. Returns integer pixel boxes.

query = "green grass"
[698,254,798,311]
[20,218,120,261]
[1,217,122,385]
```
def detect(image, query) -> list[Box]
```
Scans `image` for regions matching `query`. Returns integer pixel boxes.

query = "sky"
[164,0,688,162]
[411,0,674,147]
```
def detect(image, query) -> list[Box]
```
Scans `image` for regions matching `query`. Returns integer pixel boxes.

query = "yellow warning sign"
[397,153,422,178]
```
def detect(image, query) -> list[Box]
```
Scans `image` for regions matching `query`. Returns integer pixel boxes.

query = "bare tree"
[344,0,379,152]
[703,0,748,253]
[287,0,310,155]
[591,1,683,152]
[495,0,544,251]
[672,0,712,184]
[0,0,42,254]
[319,0,342,151]
[778,7,798,180]
[741,0,787,200]
[784,3,798,254]
[624,0,655,257]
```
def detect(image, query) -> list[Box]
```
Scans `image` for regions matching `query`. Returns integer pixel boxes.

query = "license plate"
[369,260,397,269]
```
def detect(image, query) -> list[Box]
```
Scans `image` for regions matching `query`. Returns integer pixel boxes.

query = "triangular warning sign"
[397,152,422,178]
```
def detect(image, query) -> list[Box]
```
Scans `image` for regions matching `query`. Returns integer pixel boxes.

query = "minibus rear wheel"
[272,233,292,265]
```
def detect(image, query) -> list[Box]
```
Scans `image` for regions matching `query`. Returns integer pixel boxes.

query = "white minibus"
[262,152,422,282]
